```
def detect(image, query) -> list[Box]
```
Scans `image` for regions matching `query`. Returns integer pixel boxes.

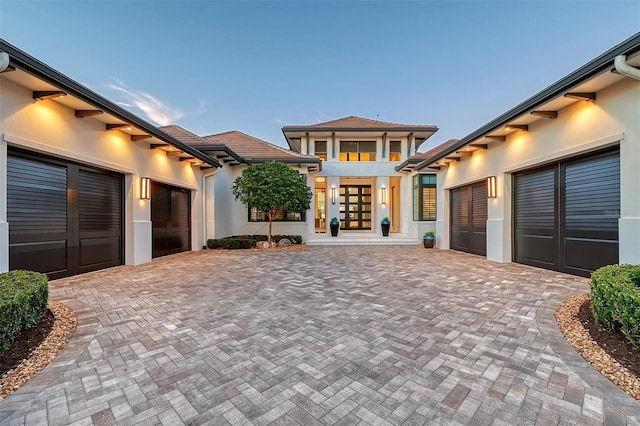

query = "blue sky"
[1,1,638,150]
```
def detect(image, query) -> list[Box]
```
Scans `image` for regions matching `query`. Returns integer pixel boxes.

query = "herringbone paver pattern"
[1,247,639,425]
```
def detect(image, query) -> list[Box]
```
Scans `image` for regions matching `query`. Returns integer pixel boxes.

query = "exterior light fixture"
[33,90,67,101]
[564,92,596,102]
[140,177,151,200]
[381,185,387,207]
[331,185,336,204]
[487,176,497,199]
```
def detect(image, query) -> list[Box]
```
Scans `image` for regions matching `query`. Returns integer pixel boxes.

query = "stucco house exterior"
[410,32,640,277]
[2,32,639,280]
[0,39,220,279]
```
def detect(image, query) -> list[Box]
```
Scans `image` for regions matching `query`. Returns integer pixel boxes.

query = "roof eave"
[416,32,640,170]
[0,39,220,168]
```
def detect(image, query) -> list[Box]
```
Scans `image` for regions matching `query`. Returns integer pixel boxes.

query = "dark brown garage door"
[450,181,487,256]
[514,148,619,277]
[151,182,191,258]
[8,149,123,280]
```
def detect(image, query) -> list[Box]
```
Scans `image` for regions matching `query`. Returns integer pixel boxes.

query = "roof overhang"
[0,39,220,169]
[282,126,439,152]
[414,32,640,171]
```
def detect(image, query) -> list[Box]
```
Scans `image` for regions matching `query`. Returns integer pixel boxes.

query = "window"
[413,174,437,221]
[339,141,376,161]
[389,141,401,161]
[249,208,305,222]
[315,141,327,160]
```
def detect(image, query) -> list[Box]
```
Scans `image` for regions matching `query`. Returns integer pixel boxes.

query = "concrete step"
[306,234,420,246]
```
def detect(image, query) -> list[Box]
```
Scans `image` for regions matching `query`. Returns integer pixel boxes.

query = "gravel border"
[0,301,77,401]
[555,293,640,401]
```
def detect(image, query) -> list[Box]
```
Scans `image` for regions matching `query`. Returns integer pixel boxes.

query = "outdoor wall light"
[381,185,387,207]
[140,177,151,200]
[331,185,336,204]
[487,176,497,199]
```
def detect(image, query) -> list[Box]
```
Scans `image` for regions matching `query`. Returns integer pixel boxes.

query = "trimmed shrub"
[232,235,303,244]
[590,264,640,348]
[207,238,257,250]
[0,270,49,354]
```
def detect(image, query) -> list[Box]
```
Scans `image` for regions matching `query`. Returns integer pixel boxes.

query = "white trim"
[503,133,624,173]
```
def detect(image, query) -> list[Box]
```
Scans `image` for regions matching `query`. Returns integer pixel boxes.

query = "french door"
[339,185,372,230]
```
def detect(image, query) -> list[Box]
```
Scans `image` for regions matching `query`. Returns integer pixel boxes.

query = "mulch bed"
[0,301,77,400]
[555,294,640,400]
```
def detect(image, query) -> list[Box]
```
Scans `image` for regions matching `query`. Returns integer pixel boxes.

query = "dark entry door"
[450,182,487,256]
[8,150,123,280]
[514,148,619,277]
[339,185,372,230]
[151,182,191,258]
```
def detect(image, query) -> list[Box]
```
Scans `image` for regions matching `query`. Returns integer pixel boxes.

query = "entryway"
[339,185,372,230]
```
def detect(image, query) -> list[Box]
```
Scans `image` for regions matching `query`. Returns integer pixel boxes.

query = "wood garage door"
[514,148,619,277]
[8,150,123,280]
[450,181,487,256]
[151,181,191,258]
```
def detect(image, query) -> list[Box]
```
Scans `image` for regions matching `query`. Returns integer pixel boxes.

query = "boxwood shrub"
[233,235,303,244]
[590,264,640,348]
[206,238,257,250]
[0,270,49,354]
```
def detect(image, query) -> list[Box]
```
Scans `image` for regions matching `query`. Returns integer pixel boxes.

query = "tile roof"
[160,126,318,162]
[411,139,460,160]
[284,115,437,130]
[159,125,208,146]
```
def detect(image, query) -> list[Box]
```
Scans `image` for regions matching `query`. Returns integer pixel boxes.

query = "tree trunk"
[267,212,274,243]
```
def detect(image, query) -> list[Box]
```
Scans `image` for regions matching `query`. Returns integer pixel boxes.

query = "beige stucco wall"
[0,77,207,271]
[435,76,640,264]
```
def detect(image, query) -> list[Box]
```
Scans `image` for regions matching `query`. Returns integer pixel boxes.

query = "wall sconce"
[140,177,151,200]
[331,185,336,204]
[381,185,387,207]
[487,176,497,199]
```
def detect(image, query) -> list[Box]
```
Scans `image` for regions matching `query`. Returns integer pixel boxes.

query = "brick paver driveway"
[1,246,639,425]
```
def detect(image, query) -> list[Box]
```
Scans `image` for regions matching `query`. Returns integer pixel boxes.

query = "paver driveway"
[1,246,639,425]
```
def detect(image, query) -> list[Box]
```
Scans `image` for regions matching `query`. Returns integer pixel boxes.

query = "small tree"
[232,161,312,243]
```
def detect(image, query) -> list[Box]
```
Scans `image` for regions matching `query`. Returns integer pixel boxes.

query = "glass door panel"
[339,185,372,230]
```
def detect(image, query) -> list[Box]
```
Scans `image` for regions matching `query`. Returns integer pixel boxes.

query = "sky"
[0,1,639,151]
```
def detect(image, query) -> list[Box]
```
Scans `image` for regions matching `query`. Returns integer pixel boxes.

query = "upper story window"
[389,141,401,161]
[315,141,327,160]
[413,174,437,221]
[340,141,376,162]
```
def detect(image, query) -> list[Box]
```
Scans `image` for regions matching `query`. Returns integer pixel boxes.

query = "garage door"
[514,148,619,277]
[8,150,123,280]
[450,181,487,256]
[151,181,191,258]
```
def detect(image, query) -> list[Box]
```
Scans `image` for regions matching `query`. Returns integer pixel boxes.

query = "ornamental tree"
[232,161,312,243]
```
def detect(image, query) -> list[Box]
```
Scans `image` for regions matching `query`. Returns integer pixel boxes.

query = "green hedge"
[0,270,49,354]
[233,235,303,244]
[590,264,640,348]
[207,238,257,250]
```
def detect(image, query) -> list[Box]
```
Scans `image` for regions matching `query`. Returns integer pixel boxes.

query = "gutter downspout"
[614,55,640,80]
[202,167,221,249]
[0,52,10,72]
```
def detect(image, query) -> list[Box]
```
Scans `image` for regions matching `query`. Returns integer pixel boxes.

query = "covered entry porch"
[312,176,402,237]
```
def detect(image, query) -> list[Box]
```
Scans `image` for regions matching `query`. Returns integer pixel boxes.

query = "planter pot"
[381,222,390,237]
[330,222,340,237]
[423,237,435,248]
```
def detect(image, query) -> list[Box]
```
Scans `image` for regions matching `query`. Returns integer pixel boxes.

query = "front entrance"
[339,185,372,230]
[151,181,191,258]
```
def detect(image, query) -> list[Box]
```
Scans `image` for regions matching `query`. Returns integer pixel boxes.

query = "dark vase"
[381,221,390,237]
[423,237,435,248]
[330,221,339,237]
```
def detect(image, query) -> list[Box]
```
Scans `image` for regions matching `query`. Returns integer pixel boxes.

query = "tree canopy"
[232,161,313,242]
